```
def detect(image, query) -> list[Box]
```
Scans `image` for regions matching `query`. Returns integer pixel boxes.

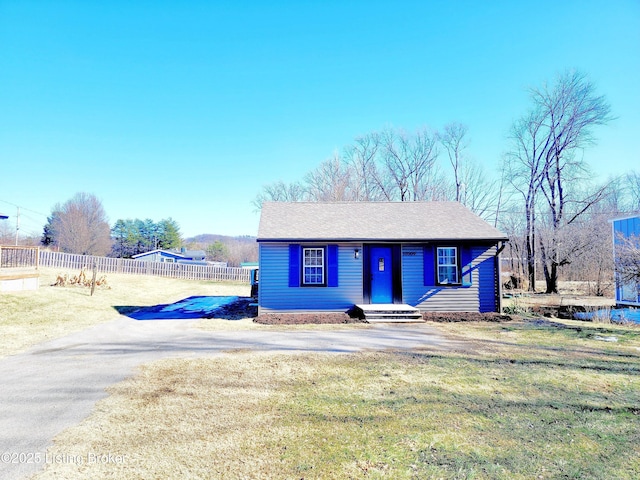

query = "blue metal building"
[612,215,640,307]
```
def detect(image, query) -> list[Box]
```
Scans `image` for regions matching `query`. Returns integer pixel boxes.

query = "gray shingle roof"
[257,202,507,242]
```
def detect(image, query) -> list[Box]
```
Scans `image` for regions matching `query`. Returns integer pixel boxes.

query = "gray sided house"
[131,249,207,265]
[257,202,508,315]
[612,215,640,307]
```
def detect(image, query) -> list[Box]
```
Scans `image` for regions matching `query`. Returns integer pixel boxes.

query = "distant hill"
[186,234,256,245]
[184,234,258,266]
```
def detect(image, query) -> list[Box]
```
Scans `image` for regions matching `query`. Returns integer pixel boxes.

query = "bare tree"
[305,153,353,201]
[536,72,613,293]
[561,209,615,296]
[0,220,14,244]
[600,175,629,213]
[505,70,613,292]
[439,122,468,202]
[625,170,640,212]
[456,158,502,223]
[381,127,443,201]
[343,132,387,201]
[252,180,308,211]
[225,237,259,267]
[47,192,111,255]
[504,108,549,291]
[439,123,503,223]
[615,233,640,286]
[498,207,528,287]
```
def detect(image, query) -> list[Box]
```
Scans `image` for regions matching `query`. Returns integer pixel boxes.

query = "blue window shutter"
[327,244,338,287]
[461,246,473,286]
[423,245,435,286]
[289,244,300,287]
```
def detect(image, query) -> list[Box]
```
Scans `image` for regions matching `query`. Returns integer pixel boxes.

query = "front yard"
[0,268,251,357]
[32,319,640,480]
[2,271,639,478]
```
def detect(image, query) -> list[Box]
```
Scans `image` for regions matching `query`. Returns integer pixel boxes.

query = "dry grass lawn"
[0,268,370,358]
[0,268,251,357]
[5,272,640,478]
[32,319,640,480]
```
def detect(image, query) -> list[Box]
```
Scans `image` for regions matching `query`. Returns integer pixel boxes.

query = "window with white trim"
[303,247,325,285]
[437,247,459,284]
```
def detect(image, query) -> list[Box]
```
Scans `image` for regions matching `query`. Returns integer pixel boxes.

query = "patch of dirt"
[526,318,561,327]
[254,312,365,325]
[529,304,591,319]
[421,312,515,323]
[213,298,258,320]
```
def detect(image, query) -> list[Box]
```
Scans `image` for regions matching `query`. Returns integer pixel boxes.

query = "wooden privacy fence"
[0,246,40,269]
[39,250,251,283]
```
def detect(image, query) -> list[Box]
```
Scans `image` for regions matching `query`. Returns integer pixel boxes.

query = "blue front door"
[370,246,393,303]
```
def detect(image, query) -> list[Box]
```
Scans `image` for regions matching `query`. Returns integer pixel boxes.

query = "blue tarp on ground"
[127,296,239,320]
[574,308,640,324]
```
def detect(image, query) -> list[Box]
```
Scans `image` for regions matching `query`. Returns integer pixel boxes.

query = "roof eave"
[257,237,508,243]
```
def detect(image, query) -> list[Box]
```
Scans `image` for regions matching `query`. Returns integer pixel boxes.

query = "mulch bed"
[253,312,365,325]
[421,312,514,322]
[222,295,516,325]
[253,310,514,325]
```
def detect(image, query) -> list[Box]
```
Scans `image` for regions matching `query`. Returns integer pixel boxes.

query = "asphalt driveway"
[0,315,456,480]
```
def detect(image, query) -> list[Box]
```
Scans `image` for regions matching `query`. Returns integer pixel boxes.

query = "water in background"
[574,308,640,324]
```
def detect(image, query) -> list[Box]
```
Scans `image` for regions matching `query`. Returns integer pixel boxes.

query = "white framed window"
[162,257,175,263]
[303,247,325,285]
[437,247,459,284]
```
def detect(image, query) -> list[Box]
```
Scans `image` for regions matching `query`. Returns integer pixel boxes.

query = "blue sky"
[1,1,639,239]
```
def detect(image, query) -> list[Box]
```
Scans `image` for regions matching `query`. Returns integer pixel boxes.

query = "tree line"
[253,121,501,225]
[254,70,640,294]
[41,194,183,258]
[37,192,256,266]
[111,218,182,258]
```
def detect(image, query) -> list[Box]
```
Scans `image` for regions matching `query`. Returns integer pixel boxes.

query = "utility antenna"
[15,207,19,246]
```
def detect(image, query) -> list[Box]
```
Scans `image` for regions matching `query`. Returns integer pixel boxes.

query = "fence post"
[90,263,97,296]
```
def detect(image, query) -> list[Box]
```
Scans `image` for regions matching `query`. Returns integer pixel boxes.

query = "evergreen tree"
[157,218,182,249]
[41,212,59,247]
[109,217,182,257]
[206,240,228,261]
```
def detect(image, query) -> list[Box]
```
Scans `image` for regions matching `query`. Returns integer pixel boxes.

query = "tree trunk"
[544,263,559,294]
[526,234,536,291]
[540,241,560,294]
[525,197,536,292]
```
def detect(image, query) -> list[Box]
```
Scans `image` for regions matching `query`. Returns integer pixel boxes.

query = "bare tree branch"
[504,70,613,292]
[48,192,111,256]
[615,233,640,285]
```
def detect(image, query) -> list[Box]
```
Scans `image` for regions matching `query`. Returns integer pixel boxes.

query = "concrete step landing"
[355,304,424,323]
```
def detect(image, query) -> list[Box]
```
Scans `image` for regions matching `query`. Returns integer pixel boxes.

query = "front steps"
[354,304,424,323]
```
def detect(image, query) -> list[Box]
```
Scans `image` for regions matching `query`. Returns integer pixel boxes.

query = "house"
[612,215,640,307]
[256,201,508,317]
[132,249,207,265]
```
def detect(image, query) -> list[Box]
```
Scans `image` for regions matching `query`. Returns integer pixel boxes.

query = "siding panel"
[259,243,363,313]
[402,244,498,312]
[476,245,498,313]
